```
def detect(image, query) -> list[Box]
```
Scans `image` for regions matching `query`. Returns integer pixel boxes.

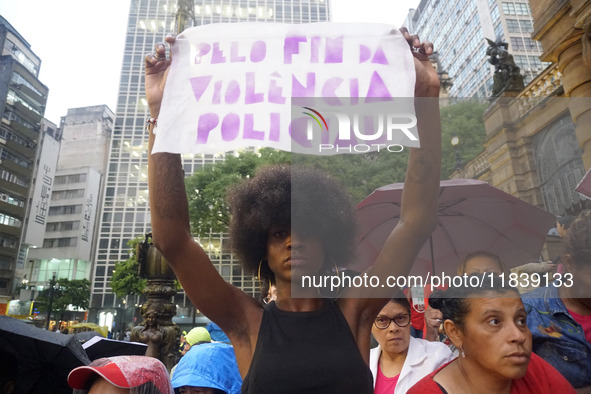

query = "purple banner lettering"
[269,113,281,141]
[190,76,213,102]
[284,36,307,64]
[196,113,219,144]
[269,72,286,104]
[243,114,265,140]
[325,36,343,63]
[292,73,316,97]
[225,80,241,104]
[250,40,267,62]
[245,72,264,104]
[230,41,246,62]
[221,113,240,141]
[194,43,211,64]
[211,42,226,63]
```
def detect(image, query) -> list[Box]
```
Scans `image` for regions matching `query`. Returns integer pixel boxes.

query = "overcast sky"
[0,1,419,125]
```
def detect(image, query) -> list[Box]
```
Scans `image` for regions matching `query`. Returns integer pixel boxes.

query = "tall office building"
[90,0,331,324]
[0,16,51,298]
[25,106,113,304]
[405,0,548,98]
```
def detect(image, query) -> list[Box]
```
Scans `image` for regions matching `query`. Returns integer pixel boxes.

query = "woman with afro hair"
[145,28,441,393]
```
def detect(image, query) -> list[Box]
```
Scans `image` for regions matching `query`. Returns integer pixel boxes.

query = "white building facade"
[404,0,548,98]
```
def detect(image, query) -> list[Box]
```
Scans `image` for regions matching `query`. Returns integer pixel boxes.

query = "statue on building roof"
[486,37,525,96]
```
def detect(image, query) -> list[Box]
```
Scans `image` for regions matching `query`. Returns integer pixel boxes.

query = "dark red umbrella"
[576,167,591,198]
[354,179,556,277]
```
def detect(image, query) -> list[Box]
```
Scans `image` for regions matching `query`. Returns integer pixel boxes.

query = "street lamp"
[450,131,464,170]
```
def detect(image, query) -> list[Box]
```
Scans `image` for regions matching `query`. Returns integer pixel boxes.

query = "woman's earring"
[328,260,341,296]
[332,261,340,277]
[460,345,466,358]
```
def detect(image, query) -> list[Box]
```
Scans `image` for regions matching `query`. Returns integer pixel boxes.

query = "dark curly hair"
[429,275,519,330]
[227,164,357,284]
[564,210,591,266]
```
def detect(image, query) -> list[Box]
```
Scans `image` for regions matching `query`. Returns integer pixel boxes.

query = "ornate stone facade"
[451,1,590,218]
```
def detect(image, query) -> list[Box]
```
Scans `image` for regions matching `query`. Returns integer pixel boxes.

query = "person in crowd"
[172,342,242,394]
[554,215,576,276]
[522,210,591,391]
[68,355,174,394]
[423,251,507,341]
[556,215,575,238]
[171,326,212,379]
[370,291,454,393]
[181,327,211,356]
[260,284,278,305]
[408,276,575,393]
[145,27,441,393]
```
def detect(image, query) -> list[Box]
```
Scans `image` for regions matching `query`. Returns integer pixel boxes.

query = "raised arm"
[145,38,262,347]
[368,29,441,285]
[341,29,441,336]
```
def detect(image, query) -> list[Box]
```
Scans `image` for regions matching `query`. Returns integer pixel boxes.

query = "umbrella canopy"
[0,315,91,393]
[82,336,148,361]
[576,167,591,198]
[205,322,231,343]
[355,179,556,277]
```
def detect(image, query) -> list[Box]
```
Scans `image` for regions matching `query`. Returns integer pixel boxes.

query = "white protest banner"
[154,22,416,155]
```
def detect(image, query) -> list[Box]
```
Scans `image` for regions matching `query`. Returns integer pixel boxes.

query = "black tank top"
[242,299,373,393]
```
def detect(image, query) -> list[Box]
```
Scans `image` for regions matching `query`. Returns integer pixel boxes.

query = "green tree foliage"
[440,99,488,179]
[186,149,291,238]
[111,236,147,298]
[36,277,90,325]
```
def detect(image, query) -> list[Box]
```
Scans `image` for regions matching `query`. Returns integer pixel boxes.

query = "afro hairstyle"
[227,164,357,284]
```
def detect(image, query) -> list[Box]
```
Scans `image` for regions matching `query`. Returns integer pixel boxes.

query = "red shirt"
[567,308,591,344]
[407,353,575,393]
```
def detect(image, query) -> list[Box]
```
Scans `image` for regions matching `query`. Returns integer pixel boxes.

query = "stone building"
[451,0,591,219]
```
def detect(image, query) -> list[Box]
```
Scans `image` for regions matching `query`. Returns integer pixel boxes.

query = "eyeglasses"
[374,314,411,329]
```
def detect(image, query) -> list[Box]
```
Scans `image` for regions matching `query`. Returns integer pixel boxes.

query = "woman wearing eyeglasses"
[370,291,454,394]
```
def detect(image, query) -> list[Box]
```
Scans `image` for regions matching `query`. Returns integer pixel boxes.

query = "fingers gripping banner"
[153,22,417,155]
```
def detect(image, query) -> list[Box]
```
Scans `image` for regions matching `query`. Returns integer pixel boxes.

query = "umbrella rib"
[357,213,401,243]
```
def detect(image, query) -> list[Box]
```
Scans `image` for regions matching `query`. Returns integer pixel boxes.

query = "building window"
[0,235,17,249]
[51,189,85,200]
[0,191,25,207]
[42,237,78,248]
[506,18,533,33]
[46,221,80,231]
[54,174,87,185]
[48,205,82,215]
[6,39,39,75]
[502,2,530,16]
[0,213,22,228]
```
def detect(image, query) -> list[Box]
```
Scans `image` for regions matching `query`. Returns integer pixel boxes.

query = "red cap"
[68,355,173,394]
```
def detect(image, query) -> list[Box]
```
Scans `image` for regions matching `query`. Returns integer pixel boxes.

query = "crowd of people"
[64,214,590,393]
[60,24,590,394]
